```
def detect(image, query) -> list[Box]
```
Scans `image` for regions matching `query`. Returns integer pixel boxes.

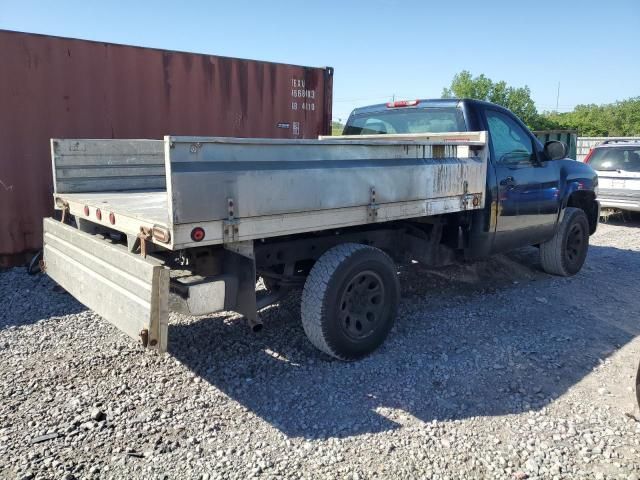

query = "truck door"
[484,108,560,252]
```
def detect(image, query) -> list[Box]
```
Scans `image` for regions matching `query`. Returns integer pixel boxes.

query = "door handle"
[500,176,516,189]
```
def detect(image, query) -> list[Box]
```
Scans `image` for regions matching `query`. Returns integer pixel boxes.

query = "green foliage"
[542,98,640,136]
[331,121,345,136]
[442,71,640,135]
[442,70,539,128]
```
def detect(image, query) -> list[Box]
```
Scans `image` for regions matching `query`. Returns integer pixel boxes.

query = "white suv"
[585,140,640,213]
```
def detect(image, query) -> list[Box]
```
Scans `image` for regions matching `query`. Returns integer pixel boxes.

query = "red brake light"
[95,209,102,220]
[83,205,89,216]
[109,212,116,225]
[583,148,594,163]
[190,227,205,242]
[386,100,419,108]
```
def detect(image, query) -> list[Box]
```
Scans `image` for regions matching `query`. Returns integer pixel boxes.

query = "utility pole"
[556,82,560,112]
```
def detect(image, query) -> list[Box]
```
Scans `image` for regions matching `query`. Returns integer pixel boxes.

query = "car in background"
[584,140,640,213]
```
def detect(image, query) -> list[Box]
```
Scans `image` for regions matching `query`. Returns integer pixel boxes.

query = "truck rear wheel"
[540,207,589,276]
[301,243,399,360]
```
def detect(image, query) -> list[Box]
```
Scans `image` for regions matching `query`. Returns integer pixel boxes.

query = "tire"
[300,243,399,360]
[540,207,589,276]
[27,250,43,275]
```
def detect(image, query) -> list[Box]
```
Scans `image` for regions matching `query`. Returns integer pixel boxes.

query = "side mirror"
[544,140,567,160]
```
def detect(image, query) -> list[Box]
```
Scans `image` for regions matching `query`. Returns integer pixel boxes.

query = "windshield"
[343,107,466,135]
[589,147,640,172]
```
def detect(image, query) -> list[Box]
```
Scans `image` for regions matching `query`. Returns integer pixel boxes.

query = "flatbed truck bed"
[51,133,487,250]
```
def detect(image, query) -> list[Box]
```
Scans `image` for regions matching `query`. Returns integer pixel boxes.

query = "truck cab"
[343,98,600,259]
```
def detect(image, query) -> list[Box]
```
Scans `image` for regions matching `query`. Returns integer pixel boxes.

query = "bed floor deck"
[61,191,169,226]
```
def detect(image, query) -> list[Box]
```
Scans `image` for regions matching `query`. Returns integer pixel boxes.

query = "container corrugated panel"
[0,30,333,265]
[534,130,578,160]
[576,137,640,162]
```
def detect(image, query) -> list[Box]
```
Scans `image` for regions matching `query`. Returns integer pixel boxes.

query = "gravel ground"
[1,219,640,480]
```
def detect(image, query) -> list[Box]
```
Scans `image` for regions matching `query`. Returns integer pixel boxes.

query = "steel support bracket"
[223,197,240,243]
[223,220,240,243]
[139,328,149,347]
[223,240,254,259]
[460,180,472,210]
[137,226,152,258]
[59,200,70,224]
[460,193,475,210]
[367,186,379,222]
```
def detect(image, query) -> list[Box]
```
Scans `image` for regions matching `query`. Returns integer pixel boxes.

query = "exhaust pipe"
[247,316,263,333]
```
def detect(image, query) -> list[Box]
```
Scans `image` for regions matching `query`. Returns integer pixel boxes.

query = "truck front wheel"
[540,207,589,276]
[300,243,399,360]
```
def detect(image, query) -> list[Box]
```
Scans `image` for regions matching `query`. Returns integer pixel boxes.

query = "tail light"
[95,209,102,221]
[109,212,116,225]
[583,148,594,163]
[386,100,419,108]
[83,205,90,216]
[190,227,205,242]
[152,226,171,243]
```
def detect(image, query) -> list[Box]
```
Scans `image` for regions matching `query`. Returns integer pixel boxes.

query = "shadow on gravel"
[170,243,640,440]
[0,268,85,329]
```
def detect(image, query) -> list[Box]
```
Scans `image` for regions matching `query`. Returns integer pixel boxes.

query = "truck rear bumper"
[42,218,256,351]
[599,197,640,212]
[43,218,170,351]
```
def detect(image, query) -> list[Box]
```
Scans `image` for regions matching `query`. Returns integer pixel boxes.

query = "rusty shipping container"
[0,29,333,266]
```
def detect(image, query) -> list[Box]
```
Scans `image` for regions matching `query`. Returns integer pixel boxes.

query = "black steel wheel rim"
[566,223,584,263]
[338,270,386,341]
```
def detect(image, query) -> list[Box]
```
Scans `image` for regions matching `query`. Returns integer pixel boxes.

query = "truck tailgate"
[43,218,169,351]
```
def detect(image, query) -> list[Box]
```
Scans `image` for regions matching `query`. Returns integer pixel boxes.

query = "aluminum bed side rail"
[42,218,170,352]
[50,132,488,252]
[165,132,488,248]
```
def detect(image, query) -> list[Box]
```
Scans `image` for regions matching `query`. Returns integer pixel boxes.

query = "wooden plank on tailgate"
[42,218,169,352]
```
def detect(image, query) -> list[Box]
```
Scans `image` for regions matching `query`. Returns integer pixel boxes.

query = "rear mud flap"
[42,218,169,352]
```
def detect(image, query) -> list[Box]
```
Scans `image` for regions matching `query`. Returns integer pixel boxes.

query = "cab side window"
[486,110,534,164]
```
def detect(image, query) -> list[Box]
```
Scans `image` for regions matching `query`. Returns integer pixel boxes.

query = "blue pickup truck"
[42,98,600,361]
[343,98,600,271]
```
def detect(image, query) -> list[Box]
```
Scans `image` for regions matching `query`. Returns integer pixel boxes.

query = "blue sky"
[1,0,638,122]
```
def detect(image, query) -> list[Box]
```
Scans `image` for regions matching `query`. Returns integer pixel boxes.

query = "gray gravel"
[1,219,640,479]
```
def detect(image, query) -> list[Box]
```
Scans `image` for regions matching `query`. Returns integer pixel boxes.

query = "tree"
[442,71,640,135]
[331,121,345,136]
[442,71,541,129]
[542,98,640,136]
